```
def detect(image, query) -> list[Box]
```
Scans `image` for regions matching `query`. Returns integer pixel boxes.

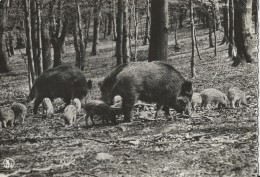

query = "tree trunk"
[215,3,220,31]
[190,0,196,78]
[52,18,68,67]
[132,0,138,61]
[8,32,14,56]
[174,18,178,46]
[210,1,217,56]
[107,13,112,36]
[36,1,43,75]
[73,20,80,69]
[253,0,257,34]
[228,0,235,58]
[221,0,229,44]
[5,37,11,57]
[208,12,214,48]
[116,0,123,65]
[91,0,101,55]
[50,0,68,67]
[122,0,130,63]
[112,0,117,40]
[0,0,10,73]
[23,0,36,88]
[103,16,107,39]
[232,0,254,66]
[77,5,85,70]
[84,8,92,48]
[41,2,52,70]
[179,6,184,28]
[30,0,39,75]
[143,0,150,45]
[148,0,168,62]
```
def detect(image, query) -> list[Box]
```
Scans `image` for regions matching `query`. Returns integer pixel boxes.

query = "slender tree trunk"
[228,0,235,58]
[36,1,43,75]
[179,6,184,28]
[190,0,196,78]
[232,0,254,66]
[0,0,10,73]
[143,0,150,45]
[210,1,217,56]
[254,0,257,34]
[8,32,14,56]
[73,20,80,69]
[148,0,168,62]
[215,4,220,31]
[23,0,36,88]
[129,1,133,58]
[122,0,130,63]
[77,5,85,70]
[103,16,107,39]
[30,0,39,75]
[112,0,117,40]
[221,0,229,44]
[41,2,52,70]
[133,0,138,61]
[208,12,214,48]
[5,38,11,57]
[116,0,123,65]
[107,13,112,36]
[84,8,92,48]
[174,17,178,46]
[91,0,101,55]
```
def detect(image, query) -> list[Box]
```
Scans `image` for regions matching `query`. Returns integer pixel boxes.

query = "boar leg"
[33,97,44,115]
[122,96,136,122]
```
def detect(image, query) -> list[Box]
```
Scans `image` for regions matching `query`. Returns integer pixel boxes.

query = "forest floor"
[0,24,258,177]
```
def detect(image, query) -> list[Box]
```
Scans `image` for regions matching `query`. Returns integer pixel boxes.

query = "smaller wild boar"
[0,107,15,128]
[227,87,247,108]
[200,88,228,110]
[63,105,77,126]
[42,98,54,118]
[83,100,117,126]
[11,102,27,124]
[71,98,81,115]
[191,93,202,110]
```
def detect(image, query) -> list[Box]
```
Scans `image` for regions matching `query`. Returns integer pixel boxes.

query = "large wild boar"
[100,61,193,122]
[29,64,92,114]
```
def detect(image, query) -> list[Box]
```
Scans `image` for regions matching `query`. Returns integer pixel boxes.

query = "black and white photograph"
[0,0,258,176]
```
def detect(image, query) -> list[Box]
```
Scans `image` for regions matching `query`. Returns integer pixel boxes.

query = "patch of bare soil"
[0,25,257,177]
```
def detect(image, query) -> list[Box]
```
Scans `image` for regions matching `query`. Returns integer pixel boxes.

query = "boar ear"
[181,81,193,95]
[87,80,93,89]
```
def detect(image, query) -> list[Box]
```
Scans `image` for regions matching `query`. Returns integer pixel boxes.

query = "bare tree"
[23,0,36,89]
[232,0,254,66]
[50,0,68,67]
[36,0,43,75]
[91,0,102,55]
[228,0,235,58]
[116,0,123,65]
[148,0,168,62]
[143,0,150,45]
[41,1,52,70]
[122,0,130,63]
[0,0,11,73]
[221,0,229,44]
[190,0,196,78]
[74,4,85,70]
[132,0,138,61]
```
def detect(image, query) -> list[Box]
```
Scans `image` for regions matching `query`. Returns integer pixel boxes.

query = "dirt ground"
[0,24,258,177]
